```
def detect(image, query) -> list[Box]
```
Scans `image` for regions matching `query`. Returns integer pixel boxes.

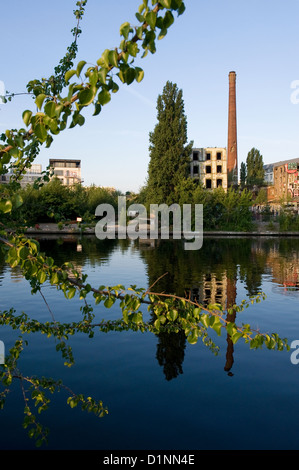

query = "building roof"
[49,159,81,163]
[272,157,299,168]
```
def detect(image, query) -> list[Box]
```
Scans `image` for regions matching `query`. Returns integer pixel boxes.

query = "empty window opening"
[193,165,199,175]
[217,179,222,187]
[206,153,211,161]
[206,165,212,174]
[217,152,222,160]
[206,179,212,189]
[217,165,222,173]
[193,151,199,161]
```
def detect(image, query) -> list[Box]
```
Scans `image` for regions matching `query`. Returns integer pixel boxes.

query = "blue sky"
[1,0,299,192]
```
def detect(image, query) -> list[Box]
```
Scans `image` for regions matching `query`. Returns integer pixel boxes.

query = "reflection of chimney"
[227,71,238,186]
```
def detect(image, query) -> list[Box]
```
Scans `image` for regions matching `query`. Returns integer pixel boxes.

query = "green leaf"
[76,60,86,77]
[108,50,118,68]
[104,297,115,308]
[65,69,76,84]
[145,11,157,29]
[0,199,12,214]
[187,328,199,345]
[231,331,243,344]
[44,101,56,118]
[135,12,145,23]
[159,0,172,8]
[18,246,29,260]
[211,317,222,336]
[135,67,144,83]
[200,314,210,328]
[78,88,95,106]
[163,10,174,28]
[120,22,131,39]
[37,270,47,284]
[22,110,32,126]
[97,89,111,106]
[98,49,110,68]
[35,123,48,142]
[35,94,46,110]
[98,67,108,84]
[67,288,76,299]
[127,42,139,57]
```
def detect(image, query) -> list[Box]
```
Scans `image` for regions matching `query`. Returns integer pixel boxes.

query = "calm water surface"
[1,235,299,450]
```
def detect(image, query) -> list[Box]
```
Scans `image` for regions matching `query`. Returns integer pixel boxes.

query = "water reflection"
[1,236,299,379]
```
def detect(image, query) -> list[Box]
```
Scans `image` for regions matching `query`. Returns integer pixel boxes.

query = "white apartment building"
[49,159,82,185]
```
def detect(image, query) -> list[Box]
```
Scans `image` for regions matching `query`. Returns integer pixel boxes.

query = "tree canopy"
[146,80,193,205]
[246,147,265,187]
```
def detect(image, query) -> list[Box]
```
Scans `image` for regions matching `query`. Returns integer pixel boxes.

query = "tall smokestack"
[227,71,238,186]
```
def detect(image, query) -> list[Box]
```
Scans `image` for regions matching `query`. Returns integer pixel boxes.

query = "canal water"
[1,235,299,450]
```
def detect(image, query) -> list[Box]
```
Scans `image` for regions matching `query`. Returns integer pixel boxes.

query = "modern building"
[0,164,43,187]
[49,159,82,185]
[190,147,228,190]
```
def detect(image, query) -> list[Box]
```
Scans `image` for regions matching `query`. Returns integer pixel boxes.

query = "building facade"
[190,147,228,190]
[273,158,299,201]
[49,159,82,185]
[0,164,43,187]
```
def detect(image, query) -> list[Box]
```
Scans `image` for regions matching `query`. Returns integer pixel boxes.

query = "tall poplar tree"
[146,81,193,205]
[246,147,265,187]
[240,162,246,188]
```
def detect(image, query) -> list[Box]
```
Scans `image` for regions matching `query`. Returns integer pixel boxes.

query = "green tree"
[240,161,246,187]
[146,81,193,206]
[246,147,265,187]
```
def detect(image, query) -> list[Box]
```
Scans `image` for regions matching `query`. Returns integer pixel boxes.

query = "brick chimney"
[227,71,238,186]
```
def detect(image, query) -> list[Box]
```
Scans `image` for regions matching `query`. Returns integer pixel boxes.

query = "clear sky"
[1,0,299,193]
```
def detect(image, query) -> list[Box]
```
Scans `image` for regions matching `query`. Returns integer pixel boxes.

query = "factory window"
[217,179,222,187]
[193,151,199,161]
[206,153,211,161]
[193,165,199,175]
[206,165,211,174]
[217,152,222,160]
[217,165,222,173]
[206,179,212,189]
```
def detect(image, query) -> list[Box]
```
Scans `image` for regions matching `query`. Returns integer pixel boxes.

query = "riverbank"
[25,222,299,237]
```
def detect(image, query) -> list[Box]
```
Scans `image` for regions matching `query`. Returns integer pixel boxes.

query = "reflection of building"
[0,164,43,187]
[188,271,236,310]
[49,159,82,185]
[267,246,299,292]
[190,147,228,190]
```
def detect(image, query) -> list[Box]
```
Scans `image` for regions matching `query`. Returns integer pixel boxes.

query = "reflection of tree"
[138,238,266,379]
[37,236,121,269]
[156,330,186,381]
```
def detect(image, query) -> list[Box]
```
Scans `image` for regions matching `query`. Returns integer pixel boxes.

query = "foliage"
[192,186,253,231]
[246,147,265,187]
[278,207,299,231]
[240,161,246,187]
[145,81,193,206]
[0,0,292,448]
[10,179,120,225]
